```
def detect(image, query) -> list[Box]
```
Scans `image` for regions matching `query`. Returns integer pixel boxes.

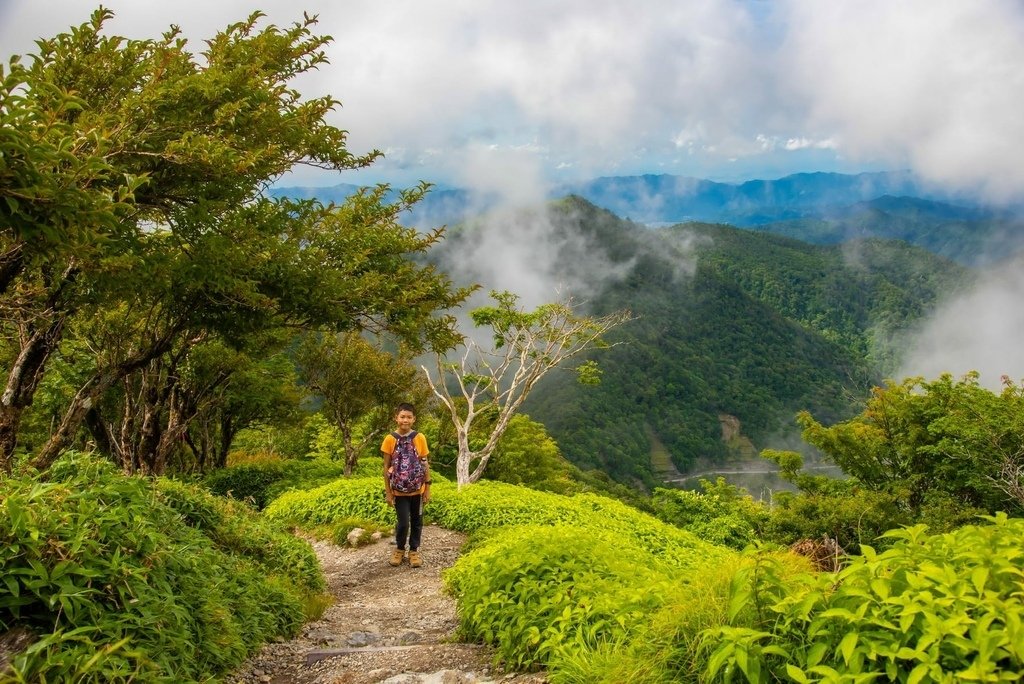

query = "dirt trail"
[226,524,547,684]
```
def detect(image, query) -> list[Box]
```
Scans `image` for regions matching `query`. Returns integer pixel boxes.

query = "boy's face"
[395,410,416,433]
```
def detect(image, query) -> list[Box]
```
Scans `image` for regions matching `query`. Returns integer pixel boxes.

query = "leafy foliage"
[296,332,430,476]
[202,455,380,510]
[650,479,770,549]
[795,373,1024,518]
[0,9,467,474]
[264,474,412,528]
[483,415,575,489]
[0,453,323,681]
[444,525,683,670]
[703,515,1024,682]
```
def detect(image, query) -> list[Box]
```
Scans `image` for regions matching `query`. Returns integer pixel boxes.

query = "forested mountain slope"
[512,197,970,487]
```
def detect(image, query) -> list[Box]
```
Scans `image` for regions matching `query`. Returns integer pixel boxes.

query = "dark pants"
[394,494,422,551]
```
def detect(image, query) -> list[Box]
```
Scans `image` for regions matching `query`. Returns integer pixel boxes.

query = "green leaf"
[907,663,930,684]
[839,631,859,665]
[807,641,829,667]
[786,664,812,684]
[970,567,988,594]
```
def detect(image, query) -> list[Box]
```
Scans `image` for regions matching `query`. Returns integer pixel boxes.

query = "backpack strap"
[391,430,418,450]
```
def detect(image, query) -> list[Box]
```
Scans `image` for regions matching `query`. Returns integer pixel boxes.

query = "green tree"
[792,372,1024,518]
[297,332,430,476]
[483,414,573,487]
[423,290,632,487]
[0,10,466,473]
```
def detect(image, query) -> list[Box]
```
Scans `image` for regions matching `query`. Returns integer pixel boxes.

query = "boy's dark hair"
[394,402,416,416]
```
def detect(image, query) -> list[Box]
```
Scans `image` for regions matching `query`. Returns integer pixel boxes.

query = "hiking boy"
[381,403,431,567]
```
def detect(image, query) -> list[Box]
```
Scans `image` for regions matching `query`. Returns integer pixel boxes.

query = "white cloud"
[899,259,1024,389]
[779,0,1024,202]
[3,0,1023,198]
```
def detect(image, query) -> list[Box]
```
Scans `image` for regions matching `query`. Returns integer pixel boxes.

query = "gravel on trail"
[226,524,549,684]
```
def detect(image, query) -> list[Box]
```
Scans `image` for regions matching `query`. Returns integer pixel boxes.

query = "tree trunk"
[455,429,473,488]
[84,407,118,462]
[32,330,179,471]
[151,388,191,476]
[0,315,67,472]
[214,414,234,470]
[0,243,25,296]
[183,428,206,473]
[340,422,356,477]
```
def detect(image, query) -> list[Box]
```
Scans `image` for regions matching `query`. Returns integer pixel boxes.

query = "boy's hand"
[422,487,431,505]
[386,491,394,507]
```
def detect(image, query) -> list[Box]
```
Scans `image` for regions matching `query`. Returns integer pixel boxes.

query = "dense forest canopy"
[516,197,970,485]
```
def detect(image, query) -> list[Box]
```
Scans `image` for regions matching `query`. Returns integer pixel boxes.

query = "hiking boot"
[389,549,404,567]
[409,551,423,568]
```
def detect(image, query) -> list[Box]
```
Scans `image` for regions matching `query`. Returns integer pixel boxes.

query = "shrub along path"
[226,524,548,684]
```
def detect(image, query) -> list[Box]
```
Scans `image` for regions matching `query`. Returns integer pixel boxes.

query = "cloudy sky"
[3,0,1024,201]
[4,0,1024,385]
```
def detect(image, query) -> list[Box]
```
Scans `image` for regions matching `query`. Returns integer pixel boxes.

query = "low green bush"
[204,457,381,509]
[762,484,912,551]
[429,481,725,569]
[203,461,288,509]
[0,453,324,682]
[443,520,812,682]
[265,475,407,527]
[267,477,724,568]
[444,524,684,671]
[650,480,771,549]
[703,514,1024,682]
[548,552,767,684]
[155,478,324,594]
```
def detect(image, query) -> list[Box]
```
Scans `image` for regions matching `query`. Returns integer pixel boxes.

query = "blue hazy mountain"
[560,170,935,225]
[751,195,1024,265]
[270,171,1024,264]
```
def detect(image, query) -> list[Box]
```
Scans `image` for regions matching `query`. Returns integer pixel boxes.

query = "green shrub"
[204,457,380,509]
[703,514,1024,682]
[444,521,801,680]
[430,481,725,569]
[155,478,324,593]
[762,485,910,551]
[651,480,770,549]
[264,476,396,527]
[444,524,684,670]
[203,462,288,509]
[266,478,723,568]
[0,453,324,682]
[548,553,766,684]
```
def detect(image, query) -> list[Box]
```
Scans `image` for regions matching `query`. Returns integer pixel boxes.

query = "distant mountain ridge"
[271,171,1024,264]
[561,170,932,225]
[272,170,938,225]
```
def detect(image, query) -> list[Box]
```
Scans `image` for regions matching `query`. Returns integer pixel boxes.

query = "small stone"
[397,629,421,645]
[346,630,380,647]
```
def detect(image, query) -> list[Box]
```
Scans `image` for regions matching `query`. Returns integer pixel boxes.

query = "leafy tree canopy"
[794,372,1024,517]
[0,9,468,473]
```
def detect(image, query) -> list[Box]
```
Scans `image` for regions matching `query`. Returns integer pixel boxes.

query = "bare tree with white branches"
[422,290,632,487]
